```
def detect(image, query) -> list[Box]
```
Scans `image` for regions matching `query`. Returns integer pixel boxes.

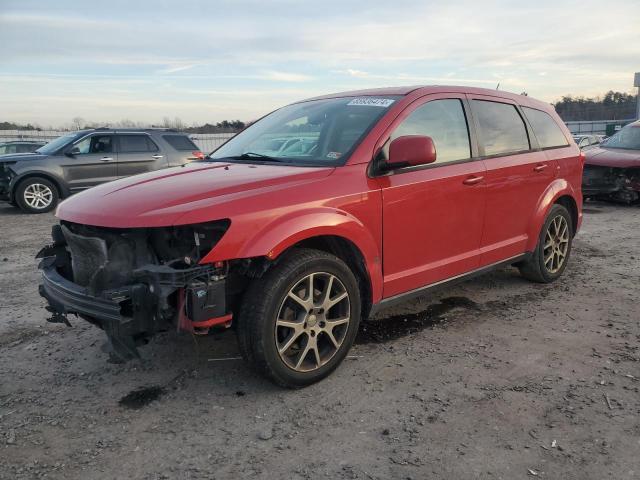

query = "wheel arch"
[554,194,579,236]
[525,179,581,251]
[283,235,374,319]
[11,171,68,203]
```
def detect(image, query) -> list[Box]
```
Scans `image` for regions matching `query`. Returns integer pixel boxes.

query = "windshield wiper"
[230,152,284,162]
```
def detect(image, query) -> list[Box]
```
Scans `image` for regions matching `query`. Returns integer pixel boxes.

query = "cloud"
[345,69,369,78]
[156,64,199,74]
[260,71,312,82]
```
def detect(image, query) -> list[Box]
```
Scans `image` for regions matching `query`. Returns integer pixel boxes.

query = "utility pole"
[635,72,640,120]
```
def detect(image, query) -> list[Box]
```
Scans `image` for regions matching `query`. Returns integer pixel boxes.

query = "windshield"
[36,132,83,155]
[602,125,640,150]
[209,96,400,166]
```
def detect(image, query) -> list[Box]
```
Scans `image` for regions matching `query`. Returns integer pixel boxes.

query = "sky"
[0,0,639,128]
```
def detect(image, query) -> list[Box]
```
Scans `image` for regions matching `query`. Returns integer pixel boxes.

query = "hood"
[56,161,334,228]
[0,153,47,163]
[585,146,640,168]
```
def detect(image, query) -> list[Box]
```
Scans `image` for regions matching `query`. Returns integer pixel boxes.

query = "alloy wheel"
[543,215,569,273]
[23,183,53,210]
[275,272,351,373]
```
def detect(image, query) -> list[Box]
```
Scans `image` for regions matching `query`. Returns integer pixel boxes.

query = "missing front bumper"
[39,263,154,359]
[582,165,640,203]
[37,223,231,362]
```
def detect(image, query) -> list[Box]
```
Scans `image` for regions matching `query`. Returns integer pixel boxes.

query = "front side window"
[209,96,400,166]
[119,135,159,153]
[522,107,568,149]
[387,99,471,164]
[602,124,640,150]
[36,133,82,155]
[473,100,530,156]
[73,135,113,154]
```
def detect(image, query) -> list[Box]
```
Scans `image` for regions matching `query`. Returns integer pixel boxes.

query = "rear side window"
[522,107,568,149]
[162,135,199,151]
[472,100,530,156]
[390,99,471,164]
[118,135,159,153]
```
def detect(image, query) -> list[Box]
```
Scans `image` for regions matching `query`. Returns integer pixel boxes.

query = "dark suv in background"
[0,128,204,213]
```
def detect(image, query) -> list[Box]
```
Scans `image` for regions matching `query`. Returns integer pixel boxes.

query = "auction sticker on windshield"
[347,98,395,107]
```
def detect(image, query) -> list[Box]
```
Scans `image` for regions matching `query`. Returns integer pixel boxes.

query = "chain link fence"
[0,130,235,153]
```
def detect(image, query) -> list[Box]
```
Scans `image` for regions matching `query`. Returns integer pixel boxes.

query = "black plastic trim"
[369,253,530,317]
[40,266,124,323]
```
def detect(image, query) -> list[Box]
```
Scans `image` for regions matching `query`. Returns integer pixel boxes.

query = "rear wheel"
[518,204,573,283]
[236,248,361,388]
[15,177,58,213]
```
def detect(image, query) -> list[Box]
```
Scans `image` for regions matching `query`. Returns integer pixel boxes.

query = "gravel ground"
[0,201,638,480]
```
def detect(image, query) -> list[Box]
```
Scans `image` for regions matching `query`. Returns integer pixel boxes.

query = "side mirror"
[387,135,436,168]
[65,146,81,157]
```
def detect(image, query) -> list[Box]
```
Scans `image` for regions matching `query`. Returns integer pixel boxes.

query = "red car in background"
[582,121,640,203]
[37,86,583,387]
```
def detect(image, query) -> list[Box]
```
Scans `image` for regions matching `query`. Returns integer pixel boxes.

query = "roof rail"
[87,126,184,132]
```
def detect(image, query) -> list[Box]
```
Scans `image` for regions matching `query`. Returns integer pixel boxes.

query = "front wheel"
[236,248,361,388]
[518,204,573,283]
[15,177,59,214]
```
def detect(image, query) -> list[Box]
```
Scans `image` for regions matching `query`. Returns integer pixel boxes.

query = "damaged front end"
[582,165,640,204]
[37,219,233,361]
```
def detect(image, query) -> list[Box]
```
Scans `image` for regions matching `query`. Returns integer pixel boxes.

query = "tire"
[236,248,361,388]
[518,204,573,283]
[15,177,59,214]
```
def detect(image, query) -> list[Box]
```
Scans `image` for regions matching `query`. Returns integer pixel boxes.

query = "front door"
[377,95,487,298]
[116,134,167,178]
[61,134,118,192]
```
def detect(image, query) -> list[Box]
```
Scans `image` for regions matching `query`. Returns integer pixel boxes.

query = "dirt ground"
[0,201,638,480]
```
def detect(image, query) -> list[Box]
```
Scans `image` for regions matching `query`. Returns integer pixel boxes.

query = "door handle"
[533,163,548,172]
[151,155,163,159]
[462,175,484,186]
[100,157,113,162]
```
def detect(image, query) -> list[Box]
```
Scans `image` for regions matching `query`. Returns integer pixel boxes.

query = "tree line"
[0,118,247,133]
[553,91,638,121]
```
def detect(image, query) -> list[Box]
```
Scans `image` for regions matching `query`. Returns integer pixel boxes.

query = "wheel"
[15,177,59,213]
[518,204,573,283]
[236,248,361,388]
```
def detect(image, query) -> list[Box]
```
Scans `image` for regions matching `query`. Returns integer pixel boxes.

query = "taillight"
[192,150,204,160]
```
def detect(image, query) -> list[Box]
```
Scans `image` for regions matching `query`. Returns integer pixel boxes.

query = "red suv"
[38,86,583,387]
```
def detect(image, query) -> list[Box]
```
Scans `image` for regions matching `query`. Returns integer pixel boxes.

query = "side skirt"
[369,253,531,318]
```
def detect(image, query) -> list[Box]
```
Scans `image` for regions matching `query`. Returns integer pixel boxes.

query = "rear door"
[468,95,557,265]
[115,133,167,178]
[61,134,118,191]
[377,94,487,297]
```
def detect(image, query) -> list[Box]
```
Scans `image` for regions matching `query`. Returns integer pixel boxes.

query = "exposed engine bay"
[36,219,257,362]
[582,165,640,204]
